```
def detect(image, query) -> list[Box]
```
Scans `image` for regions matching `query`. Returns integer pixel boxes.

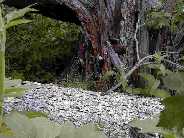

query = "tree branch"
[163,59,184,69]
[102,55,154,95]
[134,18,140,61]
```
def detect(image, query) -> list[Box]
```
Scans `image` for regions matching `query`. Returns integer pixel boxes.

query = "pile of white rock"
[3,81,164,138]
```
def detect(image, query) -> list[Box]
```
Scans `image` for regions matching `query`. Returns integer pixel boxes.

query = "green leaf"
[5,87,25,93]
[0,120,14,137]
[131,72,170,98]
[74,123,106,138]
[162,72,184,95]
[158,64,167,76]
[5,6,37,24]
[57,123,106,138]
[163,133,176,138]
[5,78,22,88]
[31,117,61,138]
[23,111,47,118]
[4,87,26,97]
[5,112,61,138]
[102,71,115,81]
[158,96,184,132]
[4,112,107,138]
[153,52,162,63]
[0,101,2,116]
[162,72,182,90]
[146,64,168,76]
[56,122,77,138]
[151,89,170,98]
[129,115,163,133]
[126,87,142,94]
[116,71,128,89]
[129,114,178,137]
[4,112,36,138]
[140,73,157,88]
[146,11,171,29]
[150,80,160,93]
[6,19,32,29]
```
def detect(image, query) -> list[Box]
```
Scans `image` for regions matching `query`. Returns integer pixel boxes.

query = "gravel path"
[3,81,164,138]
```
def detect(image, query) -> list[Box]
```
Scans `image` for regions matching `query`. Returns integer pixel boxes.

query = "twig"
[134,18,140,61]
[134,16,146,62]
[125,55,154,78]
[163,59,184,69]
[161,51,180,54]
[103,55,184,96]
[140,62,155,66]
[103,55,154,95]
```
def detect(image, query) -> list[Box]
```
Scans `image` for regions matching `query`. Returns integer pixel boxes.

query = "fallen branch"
[102,55,154,95]
[103,54,184,95]
[163,59,184,69]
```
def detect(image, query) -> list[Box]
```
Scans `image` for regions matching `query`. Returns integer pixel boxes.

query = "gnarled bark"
[5,0,133,78]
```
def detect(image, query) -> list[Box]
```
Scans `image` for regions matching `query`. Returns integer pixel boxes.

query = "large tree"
[4,0,136,77]
[5,0,168,79]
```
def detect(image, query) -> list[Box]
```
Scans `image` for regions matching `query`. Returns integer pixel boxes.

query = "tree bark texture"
[4,0,137,77]
[5,0,163,79]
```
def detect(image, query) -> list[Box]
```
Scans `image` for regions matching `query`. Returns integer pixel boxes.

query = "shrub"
[6,13,81,83]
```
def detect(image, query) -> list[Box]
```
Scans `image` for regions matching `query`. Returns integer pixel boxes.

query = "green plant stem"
[0,5,6,121]
[0,51,5,121]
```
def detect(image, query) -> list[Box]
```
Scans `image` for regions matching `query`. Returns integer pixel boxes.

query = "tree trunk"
[5,0,138,78]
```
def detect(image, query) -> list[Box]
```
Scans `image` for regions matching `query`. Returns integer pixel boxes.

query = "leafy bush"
[6,13,81,83]
[146,0,184,31]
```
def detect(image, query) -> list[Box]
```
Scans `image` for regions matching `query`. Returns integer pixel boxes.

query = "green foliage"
[116,71,128,90]
[162,72,184,95]
[101,70,115,81]
[109,1,184,137]
[129,115,163,133]
[153,52,163,64]
[0,112,107,138]
[146,11,171,29]
[5,5,37,25]
[0,4,106,138]
[4,5,37,29]
[4,87,25,97]
[129,114,177,138]
[6,19,32,29]
[0,4,35,121]
[146,0,184,31]
[146,63,171,77]
[0,77,26,118]
[4,78,21,87]
[6,13,81,83]
[158,96,184,133]
[0,120,13,137]
[127,72,170,98]
[62,81,96,91]
[21,111,47,119]
[163,133,177,138]
[3,78,26,97]
[129,96,184,138]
